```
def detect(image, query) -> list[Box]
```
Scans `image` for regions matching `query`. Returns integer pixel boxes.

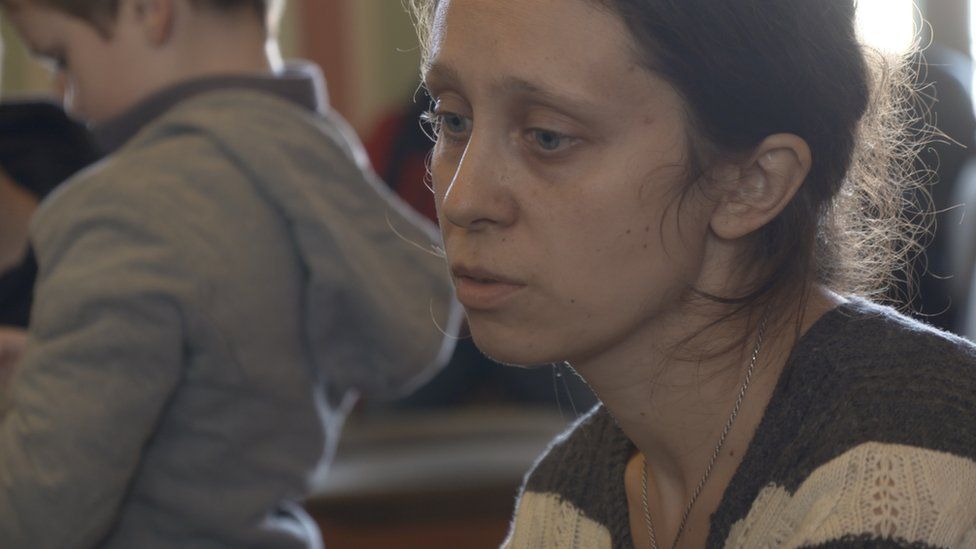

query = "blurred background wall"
[4,0,970,135]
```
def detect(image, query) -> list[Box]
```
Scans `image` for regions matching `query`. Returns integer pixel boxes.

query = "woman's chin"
[469,334,567,369]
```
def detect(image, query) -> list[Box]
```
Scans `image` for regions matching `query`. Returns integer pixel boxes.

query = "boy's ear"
[709,133,812,240]
[131,0,175,46]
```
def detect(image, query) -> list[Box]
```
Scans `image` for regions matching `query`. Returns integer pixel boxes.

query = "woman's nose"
[438,135,518,231]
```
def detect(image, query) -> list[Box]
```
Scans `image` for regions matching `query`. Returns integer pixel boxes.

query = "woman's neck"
[573,286,843,509]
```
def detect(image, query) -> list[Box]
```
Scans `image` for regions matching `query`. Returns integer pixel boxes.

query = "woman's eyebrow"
[492,75,599,114]
[424,62,463,91]
[426,61,600,115]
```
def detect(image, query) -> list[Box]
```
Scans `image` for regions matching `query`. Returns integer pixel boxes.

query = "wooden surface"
[305,407,570,549]
[317,517,509,549]
[309,483,515,549]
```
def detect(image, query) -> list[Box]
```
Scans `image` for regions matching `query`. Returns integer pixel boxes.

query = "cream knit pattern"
[502,493,612,548]
[725,443,976,547]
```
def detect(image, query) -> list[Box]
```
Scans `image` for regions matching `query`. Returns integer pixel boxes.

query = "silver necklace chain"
[640,314,768,549]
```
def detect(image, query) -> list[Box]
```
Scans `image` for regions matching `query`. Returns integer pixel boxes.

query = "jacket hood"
[135,90,460,403]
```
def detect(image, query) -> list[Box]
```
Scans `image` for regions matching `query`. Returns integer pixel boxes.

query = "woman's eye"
[420,110,472,143]
[528,129,574,153]
[442,113,469,135]
[532,130,564,151]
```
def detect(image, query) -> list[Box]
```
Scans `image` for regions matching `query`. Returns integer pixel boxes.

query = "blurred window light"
[855,0,917,53]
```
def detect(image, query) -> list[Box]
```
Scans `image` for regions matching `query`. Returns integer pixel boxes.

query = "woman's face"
[427,0,720,367]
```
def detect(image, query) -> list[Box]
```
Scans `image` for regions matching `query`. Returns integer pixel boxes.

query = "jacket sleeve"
[0,184,189,548]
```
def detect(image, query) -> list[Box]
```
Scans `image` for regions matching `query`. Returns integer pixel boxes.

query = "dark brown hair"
[408,0,925,322]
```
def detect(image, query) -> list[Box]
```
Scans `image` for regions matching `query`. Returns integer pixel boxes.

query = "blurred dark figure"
[0,101,101,326]
[902,46,976,332]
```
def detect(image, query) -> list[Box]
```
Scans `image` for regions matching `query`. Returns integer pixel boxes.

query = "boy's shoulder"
[38,88,328,218]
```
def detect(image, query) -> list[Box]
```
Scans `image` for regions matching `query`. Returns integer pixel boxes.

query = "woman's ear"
[709,133,812,240]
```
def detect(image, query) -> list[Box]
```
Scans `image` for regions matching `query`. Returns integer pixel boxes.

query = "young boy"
[0,0,458,547]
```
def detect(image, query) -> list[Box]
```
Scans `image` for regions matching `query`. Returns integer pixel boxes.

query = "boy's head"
[6,1,278,31]
[1,0,285,122]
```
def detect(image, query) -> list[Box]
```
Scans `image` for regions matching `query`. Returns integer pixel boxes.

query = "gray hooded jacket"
[0,82,458,547]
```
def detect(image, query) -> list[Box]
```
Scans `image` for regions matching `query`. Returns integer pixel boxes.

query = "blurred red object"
[365,100,438,223]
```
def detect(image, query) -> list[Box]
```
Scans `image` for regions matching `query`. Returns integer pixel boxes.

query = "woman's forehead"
[426,0,659,105]
[432,0,628,55]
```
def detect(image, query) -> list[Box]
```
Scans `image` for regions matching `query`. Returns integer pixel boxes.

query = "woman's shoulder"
[714,298,976,548]
[518,405,625,497]
[505,405,633,549]
[795,297,976,424]
[807,297,976,374]
[779,297,976,465]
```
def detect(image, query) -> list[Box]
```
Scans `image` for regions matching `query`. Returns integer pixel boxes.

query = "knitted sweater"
[503,298,976,548]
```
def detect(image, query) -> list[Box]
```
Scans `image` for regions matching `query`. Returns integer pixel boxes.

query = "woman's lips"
[452,266,525,310]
